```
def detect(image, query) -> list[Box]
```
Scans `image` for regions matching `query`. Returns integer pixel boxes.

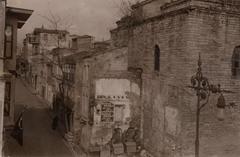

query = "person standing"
[51,115,58,130]
[11,107,27,146]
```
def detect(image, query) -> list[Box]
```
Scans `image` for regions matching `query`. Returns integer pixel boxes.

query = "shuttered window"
[4,25,13,58]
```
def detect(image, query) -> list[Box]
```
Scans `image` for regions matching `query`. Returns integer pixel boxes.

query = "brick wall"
[126,10,191,156]
[180,8,240,157]
[110,0,240,157]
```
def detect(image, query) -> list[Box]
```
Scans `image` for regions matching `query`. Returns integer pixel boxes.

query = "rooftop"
[63,50,95,63]
[131,0,156,9]
[33,28,69,35]
[6,6,33,28]
[70,34,93,40]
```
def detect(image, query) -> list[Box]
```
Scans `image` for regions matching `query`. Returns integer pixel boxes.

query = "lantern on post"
[188,54,235,157]
[216,93,226,121]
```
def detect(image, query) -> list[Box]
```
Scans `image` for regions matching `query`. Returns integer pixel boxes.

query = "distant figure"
[51,116,58,130]
[112,128,122,144]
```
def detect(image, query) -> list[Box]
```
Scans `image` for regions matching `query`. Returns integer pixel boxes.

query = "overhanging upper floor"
[6,6,33,29]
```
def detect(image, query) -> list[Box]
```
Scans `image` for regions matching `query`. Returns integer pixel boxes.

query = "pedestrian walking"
[51,115,58,130]
[11,107,27,146]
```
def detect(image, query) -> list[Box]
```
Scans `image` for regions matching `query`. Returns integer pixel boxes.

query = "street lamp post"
[189,54,235,157]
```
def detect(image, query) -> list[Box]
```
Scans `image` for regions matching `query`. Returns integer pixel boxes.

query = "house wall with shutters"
[4,11,19,127]
[0,0,5,154]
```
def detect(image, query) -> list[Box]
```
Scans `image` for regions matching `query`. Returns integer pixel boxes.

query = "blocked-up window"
[4,25,13,58]
[154,45,160,71]
[4,82,11,116]
[232,46,240,76]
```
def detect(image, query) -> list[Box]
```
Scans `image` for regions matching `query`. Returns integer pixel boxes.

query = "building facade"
[4,6,33,126]
[0,2,33,155]
[0,1,6,154]
[70,47,142,156]
[26,28,70,105]
[70,35,94,51]
[111,0,240,157]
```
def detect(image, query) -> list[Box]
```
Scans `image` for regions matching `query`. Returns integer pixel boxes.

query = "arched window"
[154,45,160,71]
[232,46,240,76]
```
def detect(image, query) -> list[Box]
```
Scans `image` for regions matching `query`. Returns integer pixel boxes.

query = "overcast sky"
[7,0,133,43]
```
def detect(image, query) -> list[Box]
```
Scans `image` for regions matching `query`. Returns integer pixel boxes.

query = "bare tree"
[34,10,75,132]
[115,0,141,18]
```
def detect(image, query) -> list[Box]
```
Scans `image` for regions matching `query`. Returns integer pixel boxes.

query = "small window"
[72,38,77,49]
[4,82,11,116]
[232,46,240,77]
[35,46,39,54]
[154,45,160,71]
[4,25,13,58]
[59,33,66,41]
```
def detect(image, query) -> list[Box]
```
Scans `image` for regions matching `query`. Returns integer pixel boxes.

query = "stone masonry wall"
[122,1,240,157]
[127,11,191,157]
[181,8,240,157]
[73,48,142,153]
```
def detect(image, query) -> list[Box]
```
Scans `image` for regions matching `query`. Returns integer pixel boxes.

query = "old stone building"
[111,0,240,157]
[70,35,94,51]
[49,40,115,145]
[25,27,70,103]
[72,46,141,156]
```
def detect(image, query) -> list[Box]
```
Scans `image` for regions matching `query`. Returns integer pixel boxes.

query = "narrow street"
[4,79,74,157]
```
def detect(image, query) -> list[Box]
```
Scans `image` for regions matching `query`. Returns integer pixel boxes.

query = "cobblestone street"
[3,79,74,157]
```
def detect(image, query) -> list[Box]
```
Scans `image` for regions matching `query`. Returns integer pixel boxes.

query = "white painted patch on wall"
[165,106,178,136]
[95,78,130,97]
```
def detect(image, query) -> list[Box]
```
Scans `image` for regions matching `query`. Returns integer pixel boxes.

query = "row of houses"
[0,0,33,156]
[21,24,141,156]
[20,0,240,157]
